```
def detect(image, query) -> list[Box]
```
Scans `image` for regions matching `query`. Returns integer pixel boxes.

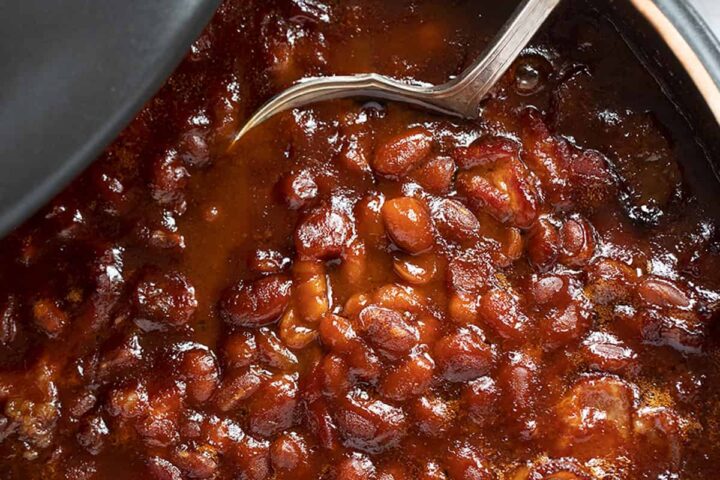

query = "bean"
[220,275,292,328]
[412,155,456,194]
[434,327,495,383]
[178,347,219,405]
[380,350,435,401]
[319,313,358,352]
[172,444,218,479]
[295,204,353,260]
[247,249,289,274]
[133,270,198,327]
[581,332,638,375]
[432,198,481,245]
[554,376,634,459]
[335,391,408,454]
[411,396,454,438]
[393,253,438,285]
[637,276,690,308]
[359,305,419,359]
[222,331,257,369]
[270,432,310,473]
[444,443,495,480]
[247,375,299,438]
[453,136,519,170]
[382,197,435,254]
[497,351,539,441]
[279,307,317,350]
[32,299,67,337]
[461,376,498,426]
[277,169,318,210]
[292,261,329,324]
[559,216,596,267]
[478,288,529,341]
[526,218,560,272]
[456,158,538,229]
[335,453,377,480]
[373,127,433,178]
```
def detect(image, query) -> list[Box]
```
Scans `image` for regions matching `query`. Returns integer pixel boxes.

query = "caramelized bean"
[335,453,377,480]
[335,391,408,454]
[478,288,529,341]
[248,249,289,274]
[373,283,427,313]
[380,350,435,401]
[292,261,329,324]
[412,155,456,194]
[277,169,318,210]
[641,309,705,354]
[247,374,299,438]
[359,305,419,359]
[554,376,635,459]
[558,217,596,267]
[461,376,498,427]
[393,253,438,285]
[214,367,265,412]
[173,445,218,479]
[178,347,219,405]
[339,131,373,176]
[32,299,67,337]
[356,193,386,249]
[526,218,559,272]
[321,354,352,398]
[373,127,433,178]
[454,136,519,170]
[223,331,257,369]
[412,396,455,438]
[456,157,538,229]
[295,204,353,260]
[220,275,292,327]
[432,198,481,244]
[540,302,590,350]
[319,313,358,352]
[581,332,638,376]
[279,307,317,350]
[434,327,495,382]
[256,328,299,370]
[498,351,539,440]
[133,270,198,327]
[633,407,682,471]
[382,197,435,254]
[444,443,495,480]
[637,276,690,308]
[586,258,638,305]
[270,432,310,474]
[341,239,368,286]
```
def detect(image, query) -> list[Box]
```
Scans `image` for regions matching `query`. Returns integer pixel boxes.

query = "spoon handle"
[434,0,563,117]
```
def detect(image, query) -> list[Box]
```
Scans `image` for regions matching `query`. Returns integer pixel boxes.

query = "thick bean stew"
[2,0,720,478]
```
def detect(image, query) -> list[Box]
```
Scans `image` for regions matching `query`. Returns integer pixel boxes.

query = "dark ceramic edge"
[0,0,222,238]
[655,0,720,90]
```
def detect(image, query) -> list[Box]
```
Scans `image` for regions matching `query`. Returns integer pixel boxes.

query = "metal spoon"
[232,0,561,143]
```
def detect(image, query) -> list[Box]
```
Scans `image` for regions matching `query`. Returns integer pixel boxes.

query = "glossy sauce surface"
[2,1,720,479]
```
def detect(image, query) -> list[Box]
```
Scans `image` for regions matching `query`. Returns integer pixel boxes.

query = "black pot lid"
[0,0,221,236]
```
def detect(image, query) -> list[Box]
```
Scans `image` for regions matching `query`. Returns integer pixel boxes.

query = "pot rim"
[634,0,720,123]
